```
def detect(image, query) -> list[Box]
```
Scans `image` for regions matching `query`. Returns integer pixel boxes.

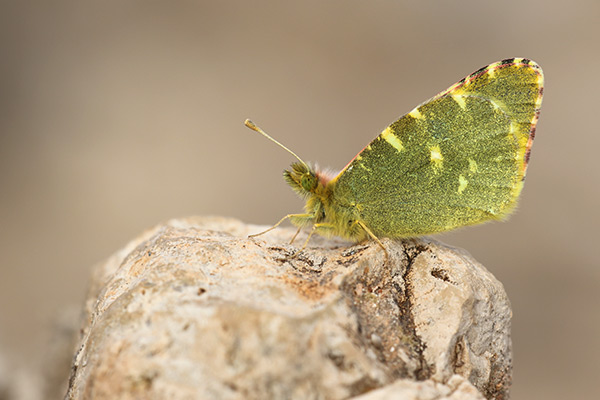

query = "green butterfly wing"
[329,58,544,237]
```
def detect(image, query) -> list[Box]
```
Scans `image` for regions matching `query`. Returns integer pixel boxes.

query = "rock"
[65,216,512,400]
[352,375,485,399]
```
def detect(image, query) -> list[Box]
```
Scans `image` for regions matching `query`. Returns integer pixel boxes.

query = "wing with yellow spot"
[330,58,544,237]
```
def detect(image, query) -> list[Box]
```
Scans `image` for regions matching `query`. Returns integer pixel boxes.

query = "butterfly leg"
[288,213,317,243]
[356,221,389,263]
[289,226,303,244]
[289,222,336,258]
[248,213,313,238]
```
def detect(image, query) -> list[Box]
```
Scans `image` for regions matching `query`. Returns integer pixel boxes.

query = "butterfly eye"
[301,173,317,192]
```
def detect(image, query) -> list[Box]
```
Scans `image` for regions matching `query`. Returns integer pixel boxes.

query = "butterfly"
[246,58,544,257]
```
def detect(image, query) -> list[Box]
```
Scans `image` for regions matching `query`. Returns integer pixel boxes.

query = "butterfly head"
[284,162,319,198]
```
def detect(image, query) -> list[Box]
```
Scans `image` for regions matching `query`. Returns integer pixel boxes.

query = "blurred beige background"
[1,0,598,398]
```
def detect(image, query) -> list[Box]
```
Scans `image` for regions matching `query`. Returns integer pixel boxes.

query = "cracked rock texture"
[66,216,512,400]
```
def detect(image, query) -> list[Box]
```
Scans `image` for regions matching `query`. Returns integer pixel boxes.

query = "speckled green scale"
[260,58,544,243]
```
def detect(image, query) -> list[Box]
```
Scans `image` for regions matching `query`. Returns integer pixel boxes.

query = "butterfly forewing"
[330,58,544,237]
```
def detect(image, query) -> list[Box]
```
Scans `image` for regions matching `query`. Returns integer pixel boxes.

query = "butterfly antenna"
[244,119,309,168]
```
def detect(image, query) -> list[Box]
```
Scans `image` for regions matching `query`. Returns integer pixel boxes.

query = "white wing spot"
[381,127,404,153]
[430,145,443,169]
[458,175,468,194]
[409,107,425,120]
[451,94,467,110]
[468,159,478,173]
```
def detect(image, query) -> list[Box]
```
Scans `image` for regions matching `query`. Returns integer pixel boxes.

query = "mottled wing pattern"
[331,58,544,237]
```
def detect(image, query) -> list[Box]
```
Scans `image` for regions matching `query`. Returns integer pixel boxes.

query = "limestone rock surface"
[66,216,512,399]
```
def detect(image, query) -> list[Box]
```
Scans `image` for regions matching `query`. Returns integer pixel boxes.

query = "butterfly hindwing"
[330,58,544,237]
